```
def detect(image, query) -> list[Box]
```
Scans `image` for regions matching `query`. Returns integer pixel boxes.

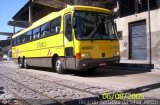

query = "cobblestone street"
[1,0,160,105]
[0,61,160,105]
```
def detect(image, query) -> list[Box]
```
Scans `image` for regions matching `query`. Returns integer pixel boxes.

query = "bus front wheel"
[55,58,66,74]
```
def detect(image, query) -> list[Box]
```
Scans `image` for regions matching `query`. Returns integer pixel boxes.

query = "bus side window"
[41,22,50,37]
[17,36,20,45]
[64,14,72,41]
[15,38,17,45]
[26,33,30,42]
[26,30,32,41]
[12,38,16,46]
[19,35,22,44]
[30,35,32,41]
[51,17,61,35]
[33,27,40,40]
[37,33,40,39]
[22,35,26,43]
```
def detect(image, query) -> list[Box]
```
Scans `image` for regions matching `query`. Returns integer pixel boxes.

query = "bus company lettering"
[37,41,47,48]
[82,46,94,50]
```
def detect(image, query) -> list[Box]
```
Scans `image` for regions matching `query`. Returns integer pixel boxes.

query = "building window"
[105,0,117,10]
[138,0,157,13]
[120,0,135,17]
[120,0,157,17]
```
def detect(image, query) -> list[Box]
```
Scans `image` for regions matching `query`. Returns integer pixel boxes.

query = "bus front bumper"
[75,56,120,70]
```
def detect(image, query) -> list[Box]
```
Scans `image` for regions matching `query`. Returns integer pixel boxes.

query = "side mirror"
[117,31,123,40]
[72,17,76,28]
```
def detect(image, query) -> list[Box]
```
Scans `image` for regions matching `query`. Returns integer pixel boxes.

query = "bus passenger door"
[64,13,76,69]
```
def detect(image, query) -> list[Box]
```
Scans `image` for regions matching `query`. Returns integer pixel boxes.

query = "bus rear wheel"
[55,58,66,74]
[19,58,24,68]
[24,59,29,69]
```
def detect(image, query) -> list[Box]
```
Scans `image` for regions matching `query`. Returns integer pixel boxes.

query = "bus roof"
[12,5,111,38]
[72,5,111,14]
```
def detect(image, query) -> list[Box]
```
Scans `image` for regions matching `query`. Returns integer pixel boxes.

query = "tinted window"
[13,17,61,45]
[12,38,16,46]
[74,12,117,40]
[33,27,40,40]
[17,36,20,45]
[21,34,26,43]
[64,14,72,41]
[138,0,157,13]
[51,17,61,35]
[41,22,50,37]
[26,31,32,41]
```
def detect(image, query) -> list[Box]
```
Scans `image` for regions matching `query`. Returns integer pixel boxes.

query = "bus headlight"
[81,53,91,58]
[114,51,120,56]
[117,51,120,56]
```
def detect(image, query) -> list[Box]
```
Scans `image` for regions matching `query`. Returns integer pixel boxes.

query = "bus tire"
[87,68,97,73]
[24,59,29,69]
[19,58,24,68]
[18,57,21,65]
[55,57,65,74]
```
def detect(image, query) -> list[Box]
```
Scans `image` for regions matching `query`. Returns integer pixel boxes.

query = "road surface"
[0,61,160,105]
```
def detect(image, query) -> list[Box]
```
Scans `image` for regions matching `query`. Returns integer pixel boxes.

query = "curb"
[102,63,155,72]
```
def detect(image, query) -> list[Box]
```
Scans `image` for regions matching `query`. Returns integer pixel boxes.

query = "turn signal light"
[76,53,81,59]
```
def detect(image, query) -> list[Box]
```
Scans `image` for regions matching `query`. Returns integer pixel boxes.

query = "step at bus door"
[64,13,76,69]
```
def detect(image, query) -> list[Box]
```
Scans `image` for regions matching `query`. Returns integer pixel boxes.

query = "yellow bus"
[12,5,120,74]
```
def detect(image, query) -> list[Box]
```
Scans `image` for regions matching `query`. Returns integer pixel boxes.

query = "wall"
[73,0,104,7]
[115,8,160,58]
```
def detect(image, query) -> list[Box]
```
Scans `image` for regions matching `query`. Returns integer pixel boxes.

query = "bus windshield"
[74,11,117,40]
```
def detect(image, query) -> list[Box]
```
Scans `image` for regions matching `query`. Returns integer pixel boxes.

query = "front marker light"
[81,53,91,58]
[114,51,120,56]
[76,53,81,59]
[116,51,120,56]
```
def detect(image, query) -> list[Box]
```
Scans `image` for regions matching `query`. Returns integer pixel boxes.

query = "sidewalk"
[119,57,160,72]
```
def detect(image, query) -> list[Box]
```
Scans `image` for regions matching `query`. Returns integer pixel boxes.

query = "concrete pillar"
[13,26,15,34]
[29,4,33,25]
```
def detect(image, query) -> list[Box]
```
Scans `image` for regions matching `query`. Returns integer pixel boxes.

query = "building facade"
[10,0,160,62]
[106,0,160,61]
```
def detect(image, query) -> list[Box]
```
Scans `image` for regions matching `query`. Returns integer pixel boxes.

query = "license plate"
[99,62,107,66]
